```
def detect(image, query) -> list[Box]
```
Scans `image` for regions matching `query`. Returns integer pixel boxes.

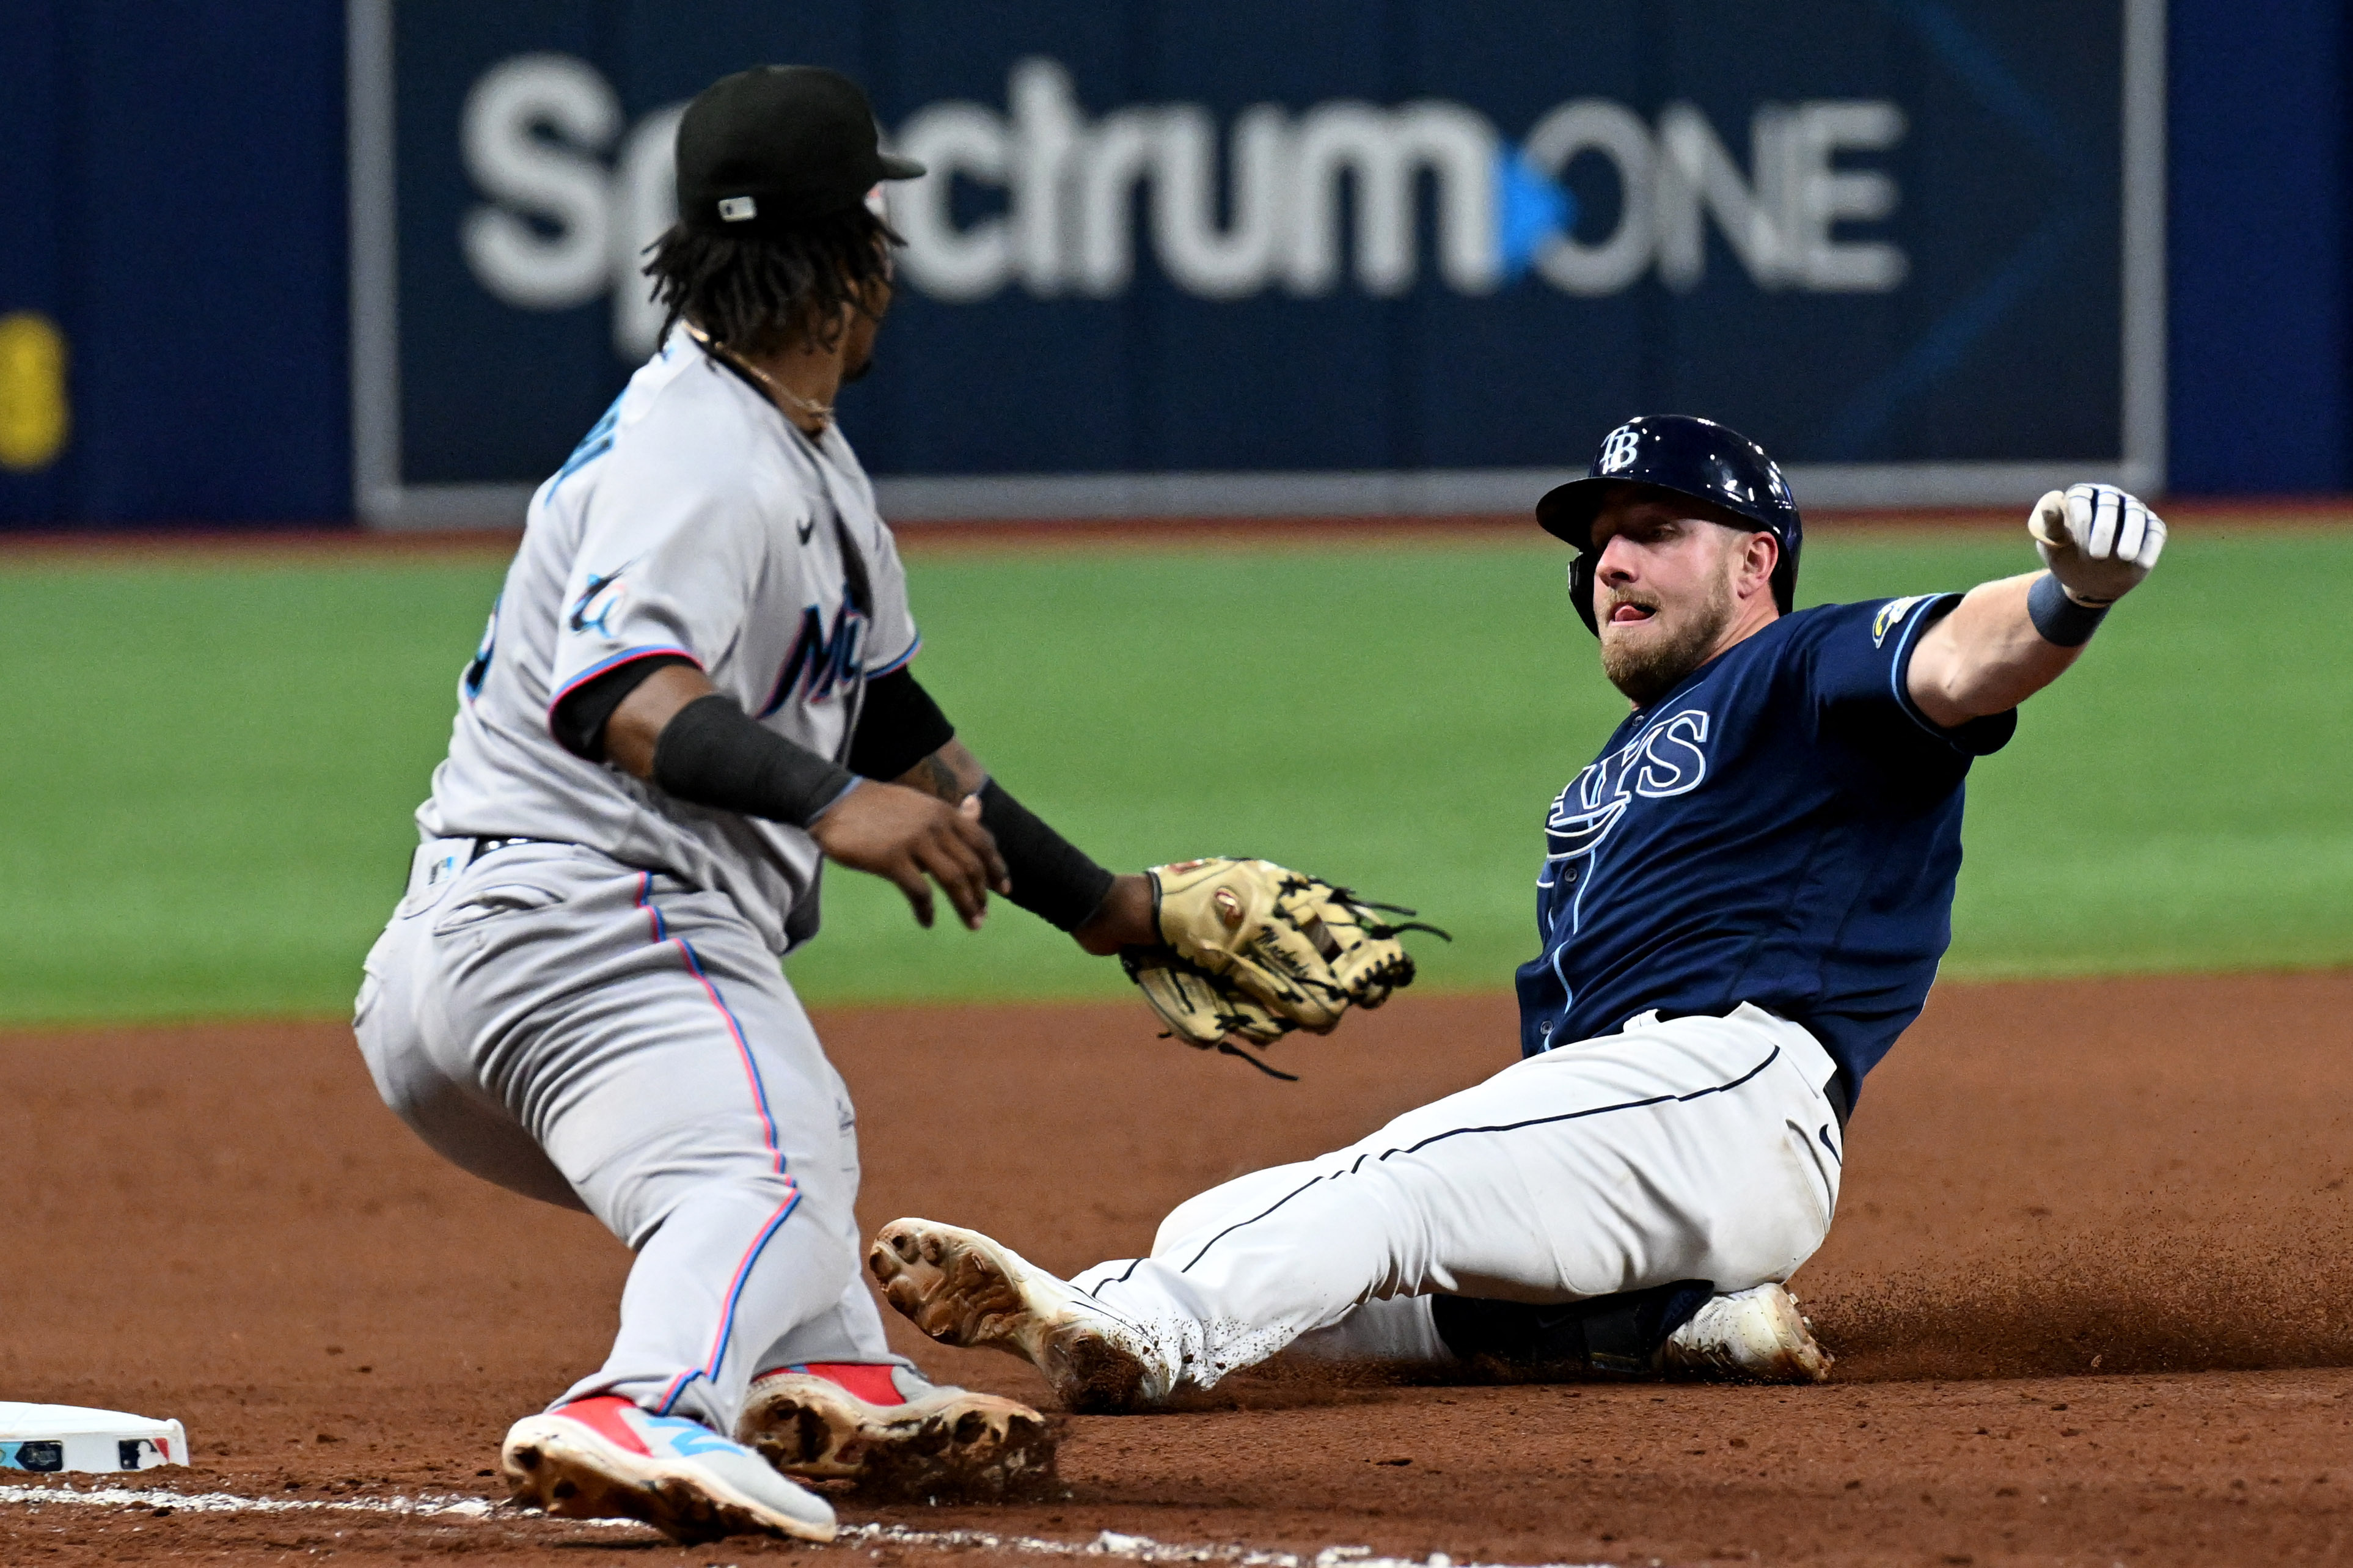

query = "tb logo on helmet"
[1597,423,1644,474]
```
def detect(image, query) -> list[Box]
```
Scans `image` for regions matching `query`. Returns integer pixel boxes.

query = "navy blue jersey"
[1513,595,2015,1097]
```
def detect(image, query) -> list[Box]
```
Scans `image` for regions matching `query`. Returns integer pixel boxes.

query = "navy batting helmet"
[1536,415,1802,636]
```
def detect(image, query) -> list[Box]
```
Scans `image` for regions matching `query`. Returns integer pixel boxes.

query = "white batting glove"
[2027,483,2167,606]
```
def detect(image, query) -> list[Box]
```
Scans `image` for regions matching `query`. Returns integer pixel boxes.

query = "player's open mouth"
[1607,601,1658,625]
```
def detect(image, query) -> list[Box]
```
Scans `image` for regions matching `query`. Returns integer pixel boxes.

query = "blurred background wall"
[0,0,2338,527]
[0,1,351,525]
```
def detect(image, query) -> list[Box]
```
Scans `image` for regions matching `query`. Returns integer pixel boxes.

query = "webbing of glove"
[1118,948,1300,1081]
[1282,875,1431,1011]
[1149,857,1444,1028]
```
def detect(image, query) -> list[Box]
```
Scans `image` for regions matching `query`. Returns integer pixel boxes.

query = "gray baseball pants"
[354,839,904,1435]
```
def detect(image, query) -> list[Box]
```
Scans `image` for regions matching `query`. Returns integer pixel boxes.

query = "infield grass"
[1,524,2346,1024]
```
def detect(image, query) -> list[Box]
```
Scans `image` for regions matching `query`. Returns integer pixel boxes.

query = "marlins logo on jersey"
[763,601,871,713]
[570,568,633,637]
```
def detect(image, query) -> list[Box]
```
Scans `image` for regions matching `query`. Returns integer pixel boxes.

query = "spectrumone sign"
[349,0,2164,526]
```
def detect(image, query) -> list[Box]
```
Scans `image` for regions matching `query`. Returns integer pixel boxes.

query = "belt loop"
[1822,1071,1852,1131]
[1740,1003,1850,1130]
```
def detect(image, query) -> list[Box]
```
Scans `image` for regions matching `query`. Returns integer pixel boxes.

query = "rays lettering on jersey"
[761,601,871,713]
[1541,707,1713,932]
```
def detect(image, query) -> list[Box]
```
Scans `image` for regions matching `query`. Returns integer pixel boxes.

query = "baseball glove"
[1121,858,1446,1077]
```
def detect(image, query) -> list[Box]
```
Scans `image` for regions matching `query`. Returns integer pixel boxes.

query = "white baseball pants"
[1069,1004,1845,1389]
[354,840,904,1435]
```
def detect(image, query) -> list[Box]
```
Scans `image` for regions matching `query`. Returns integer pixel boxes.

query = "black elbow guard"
[651,694,859,829]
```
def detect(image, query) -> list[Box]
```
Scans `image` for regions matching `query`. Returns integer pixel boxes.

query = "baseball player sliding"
[353,67,1423,1545]
[871,416,2167,1410]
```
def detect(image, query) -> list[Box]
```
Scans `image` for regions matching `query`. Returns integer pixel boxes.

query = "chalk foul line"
[0,1481,1610,1568]
[0,1481,503,1521]
[837,1526,1610,1568]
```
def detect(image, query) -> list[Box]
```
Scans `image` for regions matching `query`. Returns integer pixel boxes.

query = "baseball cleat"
[737,1361,1056,1497]
[1661,1283,1834,1383]
[500,1394,836,1544]
[870,1218,1174,1413]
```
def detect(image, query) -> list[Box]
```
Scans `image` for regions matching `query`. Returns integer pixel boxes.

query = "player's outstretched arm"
[843,672,1433,1063]
[865,705,1437,1066]
[603,664,1007,930]
[1906,483,2165,727]
[877,733,1156,953]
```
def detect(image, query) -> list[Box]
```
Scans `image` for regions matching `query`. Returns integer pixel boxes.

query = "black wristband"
[651,694,859,829]
[978,778,1118,932]
[2027,572,2110,648]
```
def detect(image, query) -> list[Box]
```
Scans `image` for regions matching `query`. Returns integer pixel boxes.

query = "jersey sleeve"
[859,518,920,676]
[546,465,767,722]
[1803,595,2017,762]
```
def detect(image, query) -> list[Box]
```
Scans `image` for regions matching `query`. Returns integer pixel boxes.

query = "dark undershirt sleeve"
[551,653,700,762]
[558,661,956,774]
[847,667,957,782]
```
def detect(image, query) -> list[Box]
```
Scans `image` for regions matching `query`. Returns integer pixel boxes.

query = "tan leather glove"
[1121,858,1444,1075]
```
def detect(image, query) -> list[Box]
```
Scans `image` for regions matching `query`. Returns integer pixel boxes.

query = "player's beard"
[1598,570,1734,706]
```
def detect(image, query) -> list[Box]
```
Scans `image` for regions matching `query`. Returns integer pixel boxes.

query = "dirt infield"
[4,973,2351,1565]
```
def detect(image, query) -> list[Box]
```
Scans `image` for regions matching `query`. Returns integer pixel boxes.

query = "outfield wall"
[0,0,2345,526]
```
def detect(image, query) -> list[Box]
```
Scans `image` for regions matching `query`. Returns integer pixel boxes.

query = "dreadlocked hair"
[643,204,902,356]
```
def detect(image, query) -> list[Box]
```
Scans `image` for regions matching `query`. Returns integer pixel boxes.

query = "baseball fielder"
[353,67,1420,1544]
[868,416,2168,1410]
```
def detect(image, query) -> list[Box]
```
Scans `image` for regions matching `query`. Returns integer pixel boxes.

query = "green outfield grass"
[1,525,2346,1024]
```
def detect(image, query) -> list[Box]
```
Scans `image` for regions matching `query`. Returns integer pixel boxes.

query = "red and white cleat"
[737,1361,1055,1497]
[500,1394,836,1544]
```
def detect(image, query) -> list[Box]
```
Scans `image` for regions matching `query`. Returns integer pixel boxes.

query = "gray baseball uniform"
[356,330,918,1435]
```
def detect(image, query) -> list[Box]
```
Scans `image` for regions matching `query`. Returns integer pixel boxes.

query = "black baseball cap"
[676,65,925,234]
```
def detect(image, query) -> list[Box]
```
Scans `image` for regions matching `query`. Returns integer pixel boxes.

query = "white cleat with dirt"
[1661,1283,1834,1383]
[869,1218,1176,1413]
[500,1395,836,1544]
[736,1361,1055,1497]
